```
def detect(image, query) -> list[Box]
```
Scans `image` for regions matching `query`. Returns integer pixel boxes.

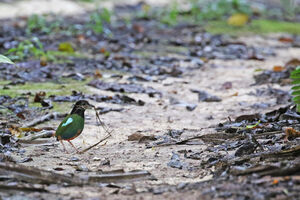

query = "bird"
[55,100,94,153]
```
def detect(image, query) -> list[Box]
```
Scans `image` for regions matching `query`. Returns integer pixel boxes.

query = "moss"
[205,19,300,35]
[0,78,92,112]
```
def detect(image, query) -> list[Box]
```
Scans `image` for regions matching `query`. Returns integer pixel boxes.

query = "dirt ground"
[4,36,298,199]
[0,1,300,200]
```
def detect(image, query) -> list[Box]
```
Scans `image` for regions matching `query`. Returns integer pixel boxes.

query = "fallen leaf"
[222,81,233,90]
[0,54,14,64]
[285,58,300,68]
[40,56,48,66]
[284,127,300,141]
[16,112,26,120]
[230,92,238,96]
[99,47,106,54]
[94,70,102,78]
[58,42,74,53]
[246,120,260,129]
[272,179,279,185]
[133,24,145,33]
[128,132,156,143]
[227,13,249,27]
[34,91,46,103]
[273,65,284,72]
[278,37,293,43]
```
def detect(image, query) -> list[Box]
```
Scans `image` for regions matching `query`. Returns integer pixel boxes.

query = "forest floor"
[0,0,300,199]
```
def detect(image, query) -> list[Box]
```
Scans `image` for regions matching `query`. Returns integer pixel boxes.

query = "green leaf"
[292,96,300,104]
[58,42,74,53]
[246,120,260,129]
[290,69,300,76]
[291,85,300,90]
[291,79,300,85]
[0,54,14,64]
[292,90,300,96]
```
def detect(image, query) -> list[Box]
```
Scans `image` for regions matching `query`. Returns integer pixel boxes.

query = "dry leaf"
[58,42,74,53]
[94,70,102,78]
[230,92,238,97]
[273,65,284,72]
[133,24,145,33]
[272,179,279,185]
[285,58,300,68]
[284,127,300,141]
[128,132,156,143]
[278,37,293,43]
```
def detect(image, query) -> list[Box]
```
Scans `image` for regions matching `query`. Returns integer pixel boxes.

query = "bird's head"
[74,100,94,110]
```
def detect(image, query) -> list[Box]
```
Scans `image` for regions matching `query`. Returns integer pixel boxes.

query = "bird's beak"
[85,103,95,109]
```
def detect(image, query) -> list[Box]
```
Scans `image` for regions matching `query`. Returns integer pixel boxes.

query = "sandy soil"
[0,0,171,19]
[6,35,299,199]
[1,1,299,199]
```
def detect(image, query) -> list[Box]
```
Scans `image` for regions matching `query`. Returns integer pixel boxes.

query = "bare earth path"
[1,1,299,199]
[8,35,299,199]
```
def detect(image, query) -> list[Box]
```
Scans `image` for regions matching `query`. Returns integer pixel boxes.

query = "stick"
[23,112,67,127]
[78,108,113,154]
[79,133,111,154]
[19,130,55,141]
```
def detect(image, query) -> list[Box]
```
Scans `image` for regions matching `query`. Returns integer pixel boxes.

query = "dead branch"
[23,112,67,127]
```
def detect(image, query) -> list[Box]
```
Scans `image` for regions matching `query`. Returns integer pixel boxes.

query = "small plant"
[161,2,179,26]
[6,37,47,61]
[5,38,78,63]
[26,14,61,35]
[291,66,300,112]
[136,3,151,19]
[189,0,251,21]
[89,8,111,34]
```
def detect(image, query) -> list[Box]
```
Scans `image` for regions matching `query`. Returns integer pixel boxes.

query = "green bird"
[55,100,94,153]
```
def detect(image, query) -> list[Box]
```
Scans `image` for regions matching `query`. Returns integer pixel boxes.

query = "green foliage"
[6,38,80,63]
[136,4,151,19]
[205,19,300,35]
[26,14,61,35]
[291,66,300,112]
[89,8,111,34]
[190,0,251,21]
[280,0,298,20]
[0,54,14,64]
[6,37,48,61]
[161,2,179,26]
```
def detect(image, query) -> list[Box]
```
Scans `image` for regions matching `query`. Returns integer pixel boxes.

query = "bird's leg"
[60,140,69,153]
[68,141,80,153]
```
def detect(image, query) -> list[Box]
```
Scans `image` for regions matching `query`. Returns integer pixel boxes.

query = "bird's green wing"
[55,114,84,140]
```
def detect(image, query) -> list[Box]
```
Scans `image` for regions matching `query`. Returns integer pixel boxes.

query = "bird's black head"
[71,100,94,116]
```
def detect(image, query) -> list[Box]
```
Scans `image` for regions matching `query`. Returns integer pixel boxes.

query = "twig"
[19,130,55,141]
[79,133,111,154]
[0,162,83,186]
[87,170,153,183]
[78,108,113,154]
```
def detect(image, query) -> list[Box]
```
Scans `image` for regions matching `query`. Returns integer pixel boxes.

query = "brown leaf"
[273,65,284,72]
[284,127,300,141]
[285,58,300,68]
[133,24,145,33]
[16,112,26,120]
[99,48,106,54]
[34,91,46,103]
[222,81,232,90]
[94,70,102,78]
[128,132,156,143]
[278,37,293,43]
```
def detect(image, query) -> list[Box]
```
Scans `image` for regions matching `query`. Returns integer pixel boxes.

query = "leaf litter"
[0,2,300,200]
